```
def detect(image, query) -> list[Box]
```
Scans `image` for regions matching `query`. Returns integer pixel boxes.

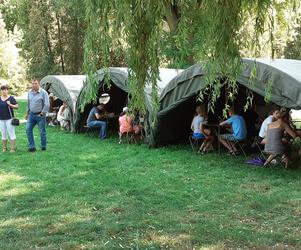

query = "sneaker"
[28,148,36,152]
[41,147,46,151]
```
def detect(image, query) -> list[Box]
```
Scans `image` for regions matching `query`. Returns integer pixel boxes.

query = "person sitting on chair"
[191,105,207,139]
[119,107,134,143]
[47,94,60,126]
[57,102,70,130]
[87,103,108,139]
[219,107,247,155]
[190,105,213,153]
[263,109,297,168]
[258,107,280,144]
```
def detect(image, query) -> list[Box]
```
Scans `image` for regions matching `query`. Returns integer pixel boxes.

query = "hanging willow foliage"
[83,0,299,114]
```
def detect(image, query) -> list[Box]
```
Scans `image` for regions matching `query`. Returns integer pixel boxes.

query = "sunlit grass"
[0,100,300,249]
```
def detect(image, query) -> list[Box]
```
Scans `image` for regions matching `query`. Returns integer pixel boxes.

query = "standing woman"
[0,85,18,152]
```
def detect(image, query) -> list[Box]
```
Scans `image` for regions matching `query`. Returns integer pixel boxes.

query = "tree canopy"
[0,0,300,103]
[284,18,301,59]
[0,13,27,95]
[83,0,300,113]
[1,0,87,79]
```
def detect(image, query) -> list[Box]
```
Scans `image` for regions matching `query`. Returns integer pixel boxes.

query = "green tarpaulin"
[40,75,86,132]
[74,68,128,132]
[148,59,301,147]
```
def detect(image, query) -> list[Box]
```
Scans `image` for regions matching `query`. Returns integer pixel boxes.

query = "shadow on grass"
[0,126,301,249]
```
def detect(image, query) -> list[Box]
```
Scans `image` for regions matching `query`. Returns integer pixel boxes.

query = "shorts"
[192,133,205,139]
[220,133,235,141]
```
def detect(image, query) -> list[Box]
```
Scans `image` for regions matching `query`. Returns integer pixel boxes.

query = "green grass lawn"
[0,101,300,249]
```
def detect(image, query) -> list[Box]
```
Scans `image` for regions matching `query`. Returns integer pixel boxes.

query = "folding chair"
[225,138,248,157]
[189,134,204,153]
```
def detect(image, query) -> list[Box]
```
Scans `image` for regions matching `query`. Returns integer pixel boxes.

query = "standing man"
[26,79,50,152]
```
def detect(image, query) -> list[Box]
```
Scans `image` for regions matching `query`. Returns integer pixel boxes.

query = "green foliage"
[84,1,165,114]
[83,0,299,115]
[1,0,87,79]
[284,18,301,59]
[0,13,27,95]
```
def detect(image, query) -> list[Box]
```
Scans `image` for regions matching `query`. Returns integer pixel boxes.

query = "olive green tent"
[148,59,301,147]
[40,75,86,132]
[74,67,183,133]
[74,67,128,132]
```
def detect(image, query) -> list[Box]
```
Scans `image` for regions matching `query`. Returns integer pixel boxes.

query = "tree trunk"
[56,12,65,73]
[165,3,179,32]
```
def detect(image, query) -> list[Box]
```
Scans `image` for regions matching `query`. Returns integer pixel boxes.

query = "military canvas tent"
[74,68,128,132]
[74,67,183,133]
[40,75,86,132]
[75,67,181,132]
[148,58,301,147]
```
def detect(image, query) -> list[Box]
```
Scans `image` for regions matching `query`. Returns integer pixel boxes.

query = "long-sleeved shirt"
[27,88,50,114]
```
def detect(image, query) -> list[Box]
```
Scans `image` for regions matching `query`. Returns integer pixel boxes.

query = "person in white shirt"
[57,102,70,130]
[258,108,280,143]
[191,105,213,154]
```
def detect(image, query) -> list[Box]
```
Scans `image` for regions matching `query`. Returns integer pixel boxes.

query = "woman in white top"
[258,108,280,143]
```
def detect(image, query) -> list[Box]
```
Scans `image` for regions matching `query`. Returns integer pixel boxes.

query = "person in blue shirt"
[219,107,247,155]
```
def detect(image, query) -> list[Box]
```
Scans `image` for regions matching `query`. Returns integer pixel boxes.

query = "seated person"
[119,107,134,140]
[191,105,213,153]
[258,107,280,143]
[47,94,60,126]
[86,103,108,139]
[57,102,70,130]
[191,105,207,139]
[264,110,297,168]
[219,107,247,155]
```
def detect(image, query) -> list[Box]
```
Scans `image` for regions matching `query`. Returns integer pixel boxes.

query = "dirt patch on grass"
[240,183,272,193]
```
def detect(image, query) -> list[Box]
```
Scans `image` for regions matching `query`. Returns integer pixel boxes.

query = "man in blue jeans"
[86,104,108,139]
[26,80,50,152]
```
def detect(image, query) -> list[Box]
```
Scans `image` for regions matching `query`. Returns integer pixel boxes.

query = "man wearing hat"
[86,97,110,139]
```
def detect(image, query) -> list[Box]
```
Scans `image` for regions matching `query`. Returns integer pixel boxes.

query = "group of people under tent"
[47,94,71,131]
[86,97,145,143]
[190,104,301,168]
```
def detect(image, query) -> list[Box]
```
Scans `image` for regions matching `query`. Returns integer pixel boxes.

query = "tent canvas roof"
[41,75,86,112]
[41,75,86,132]
[148,58,301,146]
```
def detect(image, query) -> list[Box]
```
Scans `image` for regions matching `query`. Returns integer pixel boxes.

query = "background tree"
[0,13,27,95]
[1,0,89,79]
[83,0,299,113]
[284,18,301,59]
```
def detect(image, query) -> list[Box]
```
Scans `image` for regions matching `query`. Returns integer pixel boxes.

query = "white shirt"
[259,115,273,138]
[191,115,207,134]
